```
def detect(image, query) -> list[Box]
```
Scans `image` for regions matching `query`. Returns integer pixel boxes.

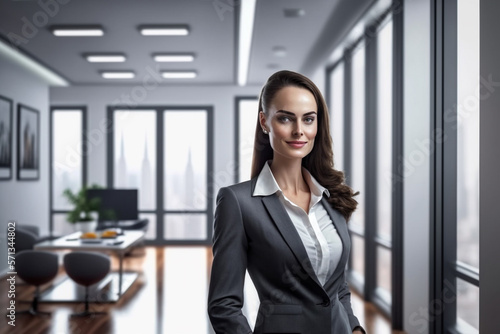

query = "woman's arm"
[207,187,252,334]
[338,277,366,333]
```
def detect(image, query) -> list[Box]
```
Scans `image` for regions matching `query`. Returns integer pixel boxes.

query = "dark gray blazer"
[208,178,362,334]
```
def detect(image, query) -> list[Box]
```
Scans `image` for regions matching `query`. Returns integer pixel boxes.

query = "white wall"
[50,83,261,200]
[0,51,50,275]
[403,0,432,333]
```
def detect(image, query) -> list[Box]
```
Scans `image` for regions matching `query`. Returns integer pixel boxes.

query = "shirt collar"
[253,161,330,199]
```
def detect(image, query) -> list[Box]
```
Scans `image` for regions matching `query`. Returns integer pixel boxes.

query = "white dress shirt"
[253,162,343,286]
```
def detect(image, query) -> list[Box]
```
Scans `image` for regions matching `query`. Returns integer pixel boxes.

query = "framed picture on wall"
[0,95,13,180]
[17,104,39,180]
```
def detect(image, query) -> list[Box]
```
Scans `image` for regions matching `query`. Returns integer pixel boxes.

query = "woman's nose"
[293,123,304,136]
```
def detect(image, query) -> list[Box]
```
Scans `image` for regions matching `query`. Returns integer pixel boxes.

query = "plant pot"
[74,221,97,233]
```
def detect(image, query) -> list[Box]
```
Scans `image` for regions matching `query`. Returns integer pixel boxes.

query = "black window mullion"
[431,0,459,332]
[156,109,164,244]
[343,49,355,277]
[430,0,445,332]
[442,0,459,331]
[392,0,405,328]
[364,25,378,303]
[374,237,392,249]
[49,109,54,236]
[455,262,479,287]
[106,107,114,188]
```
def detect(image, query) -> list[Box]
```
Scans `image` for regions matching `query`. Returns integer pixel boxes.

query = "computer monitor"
[86,189,138,221]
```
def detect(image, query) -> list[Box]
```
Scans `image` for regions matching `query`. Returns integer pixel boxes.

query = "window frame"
[325,6,404,328]
[49,106,88,236]
[106,105,214,246]
[234,96,258,183]
[430,0,480,333]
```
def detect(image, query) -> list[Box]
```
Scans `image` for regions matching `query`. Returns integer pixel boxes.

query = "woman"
[208,70,365,334]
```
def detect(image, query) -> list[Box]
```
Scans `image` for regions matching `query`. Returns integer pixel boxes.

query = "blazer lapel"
[261,194,322,288]
[321,196,350,288]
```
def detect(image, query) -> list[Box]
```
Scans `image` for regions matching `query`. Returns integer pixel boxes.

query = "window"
[109,106,213,245]
[329,62,345,172]
[164,111,207,240]
[326,8,403,326]
[50,107,86,236]
[236,97,259,182]
[113,109,157,240]
[349,43,366,286]
[455,0,479,331]
[433,0,480,332]
[375,18,393,305]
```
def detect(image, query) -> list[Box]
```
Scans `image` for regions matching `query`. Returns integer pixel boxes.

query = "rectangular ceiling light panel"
[85,54,126,62]
[161,71,197,79]
[101,71,135,79]
[139,25,189,36]
[51,26,104,37]
[154,54,194,62]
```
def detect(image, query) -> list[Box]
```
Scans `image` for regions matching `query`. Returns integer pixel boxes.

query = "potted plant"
[62,184,103,233]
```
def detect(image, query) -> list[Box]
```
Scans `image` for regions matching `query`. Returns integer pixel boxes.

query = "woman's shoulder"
[217,178,256,199]
[221,179,254,193]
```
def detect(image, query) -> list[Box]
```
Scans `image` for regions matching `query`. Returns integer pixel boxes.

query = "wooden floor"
[1,246,405,334]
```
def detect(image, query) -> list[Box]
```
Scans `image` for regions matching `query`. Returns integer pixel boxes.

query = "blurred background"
[1,0,498,333]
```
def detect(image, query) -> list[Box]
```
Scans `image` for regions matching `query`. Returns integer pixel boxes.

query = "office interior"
[0,0,498,333]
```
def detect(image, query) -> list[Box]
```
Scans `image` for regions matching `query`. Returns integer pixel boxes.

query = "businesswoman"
[208,70,365,334]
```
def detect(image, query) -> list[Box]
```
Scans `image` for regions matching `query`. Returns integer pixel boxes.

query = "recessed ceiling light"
[284,9,306,18]
[85,54,126,62]
[51,26,104,37]
[100,71,135,79]
[161,71,197,79]
[139,25,189,36]
[272,46,287,57]
[153,53,195,62]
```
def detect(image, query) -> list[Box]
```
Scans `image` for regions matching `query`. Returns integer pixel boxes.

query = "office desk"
[34,231,144,303]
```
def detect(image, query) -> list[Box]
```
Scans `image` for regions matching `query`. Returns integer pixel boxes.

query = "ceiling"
[0,0,365,86]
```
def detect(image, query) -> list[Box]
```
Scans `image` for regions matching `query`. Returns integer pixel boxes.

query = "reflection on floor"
[0,246,402,334]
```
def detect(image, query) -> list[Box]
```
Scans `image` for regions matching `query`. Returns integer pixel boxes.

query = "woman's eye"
[278,116,291,123]
[304,117,315,124]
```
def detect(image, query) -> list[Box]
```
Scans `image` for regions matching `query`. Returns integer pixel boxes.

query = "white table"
[34,231,145,302]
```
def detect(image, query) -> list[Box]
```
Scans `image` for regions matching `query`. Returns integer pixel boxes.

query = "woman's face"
[260,86,318,162]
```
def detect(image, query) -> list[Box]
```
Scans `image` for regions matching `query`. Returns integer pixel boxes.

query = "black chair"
[15,229,38,253]
[63,252,110,317]
[12,225,51,253]
[16,250,59,315]
[17,224,40,237]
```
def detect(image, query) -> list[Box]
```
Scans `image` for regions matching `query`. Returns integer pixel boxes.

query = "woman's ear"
[259,111,268,131]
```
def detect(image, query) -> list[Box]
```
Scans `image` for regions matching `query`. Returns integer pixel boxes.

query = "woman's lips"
[286,141,307,148]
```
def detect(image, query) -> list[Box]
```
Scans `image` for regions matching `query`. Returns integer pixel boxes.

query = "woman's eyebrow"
[276,110,317,116]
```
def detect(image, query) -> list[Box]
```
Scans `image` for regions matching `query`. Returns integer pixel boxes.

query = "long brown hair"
[250,70,358,221]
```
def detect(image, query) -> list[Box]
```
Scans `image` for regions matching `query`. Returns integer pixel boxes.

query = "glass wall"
[51,108,85,236]
[111,107,212,244]
[329,63,345,172]
[326,10,403,324]
[237,98,259,182]
[113,110,157,240]
[113,110,157,210]
[375,19,393,303]
[349,43,366,284]
[455,0,479,331]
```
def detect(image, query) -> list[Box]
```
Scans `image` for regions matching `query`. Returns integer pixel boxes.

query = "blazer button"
[322,299,330,307]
